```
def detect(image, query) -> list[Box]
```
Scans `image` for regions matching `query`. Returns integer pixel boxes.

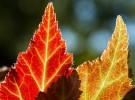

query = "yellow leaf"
[77,16,133,100]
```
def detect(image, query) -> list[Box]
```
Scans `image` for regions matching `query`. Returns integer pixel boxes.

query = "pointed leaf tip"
[116,15,125,27]
[117,15,122,19]
[77,16,133,100]
[47,2,53,8]
[0,2,73,100]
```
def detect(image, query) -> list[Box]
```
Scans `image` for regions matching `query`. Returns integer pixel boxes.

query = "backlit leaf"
[77,16,133,100]
[0,2,72,100]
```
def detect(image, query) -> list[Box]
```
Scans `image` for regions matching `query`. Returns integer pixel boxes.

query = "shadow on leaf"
[128,68,133,79]
[36,70,82,100]
[123,88,135,100]
[122,67,135,100]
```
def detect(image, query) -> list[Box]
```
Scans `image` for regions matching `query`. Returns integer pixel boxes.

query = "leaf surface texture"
[77,16,133,100]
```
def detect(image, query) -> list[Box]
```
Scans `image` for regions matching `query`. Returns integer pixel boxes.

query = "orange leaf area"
[0,2,72,100]
[77,16,133,100]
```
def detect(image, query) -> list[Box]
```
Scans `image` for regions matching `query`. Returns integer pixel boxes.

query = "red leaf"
[0,2,73,100]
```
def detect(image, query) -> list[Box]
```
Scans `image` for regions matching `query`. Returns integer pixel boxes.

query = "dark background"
[0,0,135,83]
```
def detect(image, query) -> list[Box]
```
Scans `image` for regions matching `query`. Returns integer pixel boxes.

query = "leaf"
[0,2,73,100]
[36,70,82,100]
[36,92,46,100]
[77,16,133,100]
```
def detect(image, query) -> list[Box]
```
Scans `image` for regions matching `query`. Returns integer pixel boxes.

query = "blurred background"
[0,0,135,83]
